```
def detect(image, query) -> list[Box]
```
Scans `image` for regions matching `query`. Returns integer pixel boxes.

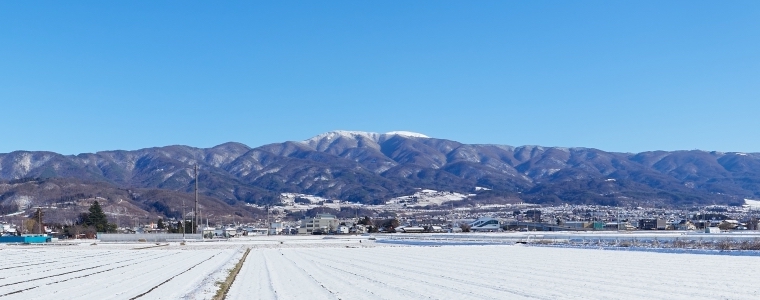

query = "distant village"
[2,188,760,243]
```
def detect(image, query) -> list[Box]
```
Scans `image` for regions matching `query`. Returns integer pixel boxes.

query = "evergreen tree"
[87,201,110,233]
[157,219,165,229]
[87,201,108,232]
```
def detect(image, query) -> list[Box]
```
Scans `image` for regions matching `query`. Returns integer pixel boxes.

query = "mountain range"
[1,130,759,220]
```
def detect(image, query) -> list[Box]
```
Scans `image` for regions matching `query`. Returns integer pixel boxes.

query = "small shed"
[0,235,51,244]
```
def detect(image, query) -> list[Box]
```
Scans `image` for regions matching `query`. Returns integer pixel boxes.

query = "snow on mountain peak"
[303,130,430,143]
[304,131,382,143]
[384,131,429,138]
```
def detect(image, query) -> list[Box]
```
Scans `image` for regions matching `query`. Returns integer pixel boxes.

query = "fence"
[97,233,203,242]
[378,234,521,245]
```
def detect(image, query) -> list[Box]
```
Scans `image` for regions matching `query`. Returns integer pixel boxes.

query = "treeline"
[6,177,42,184]
[62,201,118,238]
[56,193,93,203]
[285,207,379,220]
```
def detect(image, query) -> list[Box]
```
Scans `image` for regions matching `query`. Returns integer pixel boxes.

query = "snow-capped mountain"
[1,130,759,212]
[303,130,428,143]
[301,130,429,154]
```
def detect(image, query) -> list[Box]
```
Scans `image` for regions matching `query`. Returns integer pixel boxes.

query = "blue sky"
[1,1,758,155]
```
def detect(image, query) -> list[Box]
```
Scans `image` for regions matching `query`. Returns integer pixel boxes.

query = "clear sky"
[1,1,758,155]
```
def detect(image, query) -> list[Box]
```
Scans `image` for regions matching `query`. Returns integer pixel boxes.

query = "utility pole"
[194,164,199,235]
[182,198,186,239]
[37,207,42,235]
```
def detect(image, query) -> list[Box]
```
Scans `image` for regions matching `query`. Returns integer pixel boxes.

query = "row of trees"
[60,201,118,238]
[16,201,119,238]
[22,200,208,238]
[154,217,199,234]
[356,216,472,233]
[167,219,197,234]
[355,216,399,233]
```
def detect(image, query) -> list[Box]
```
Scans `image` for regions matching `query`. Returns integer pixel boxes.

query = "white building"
[350,224,368,234]
[396,226,425,233]
[299,214,339,234]
[246,227,268,235]
[469,217,501,232]
[202,226,215,237]
[212,227,241,237]
[269,222,283,235]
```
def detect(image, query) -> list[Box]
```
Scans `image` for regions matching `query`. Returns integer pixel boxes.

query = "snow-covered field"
[0,246,242,300]
[227,244,760,300]
[1,237,758,299]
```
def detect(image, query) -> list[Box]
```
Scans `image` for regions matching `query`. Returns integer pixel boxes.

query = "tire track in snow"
[302,249,537,300]
[0,264,103,289]
[0,251,175,297]
[43,252,177,285]
[8,251,131,278]
[324,246,731,299]
[262,249,336,300]
[2,251,163,281]
[353,247,578,298]
[332,246,667,299]
[277,250,343,299]
[293,253,428,299]
[262,250,278,299]
[281,250,387,300]
[0,261,55,271]
[306,254,476,299]
[44,250,222,300]
[226,250,282,300]
[128,252,220,300]
[0,251,114,273]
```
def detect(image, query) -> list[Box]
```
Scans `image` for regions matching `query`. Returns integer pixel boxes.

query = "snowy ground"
[1,236,758,299]
[0,245,242,300]
[228,245,760,300]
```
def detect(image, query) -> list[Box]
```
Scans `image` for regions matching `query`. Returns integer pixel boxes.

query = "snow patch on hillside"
[386,189,469,207]
[8,195,34,209]
[280,193,331,204]
[745,199,760,209]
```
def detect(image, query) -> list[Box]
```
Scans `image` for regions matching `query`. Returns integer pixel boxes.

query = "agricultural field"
[0,237,758,299]
[0,246,242,300]
[227,245,760,300]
